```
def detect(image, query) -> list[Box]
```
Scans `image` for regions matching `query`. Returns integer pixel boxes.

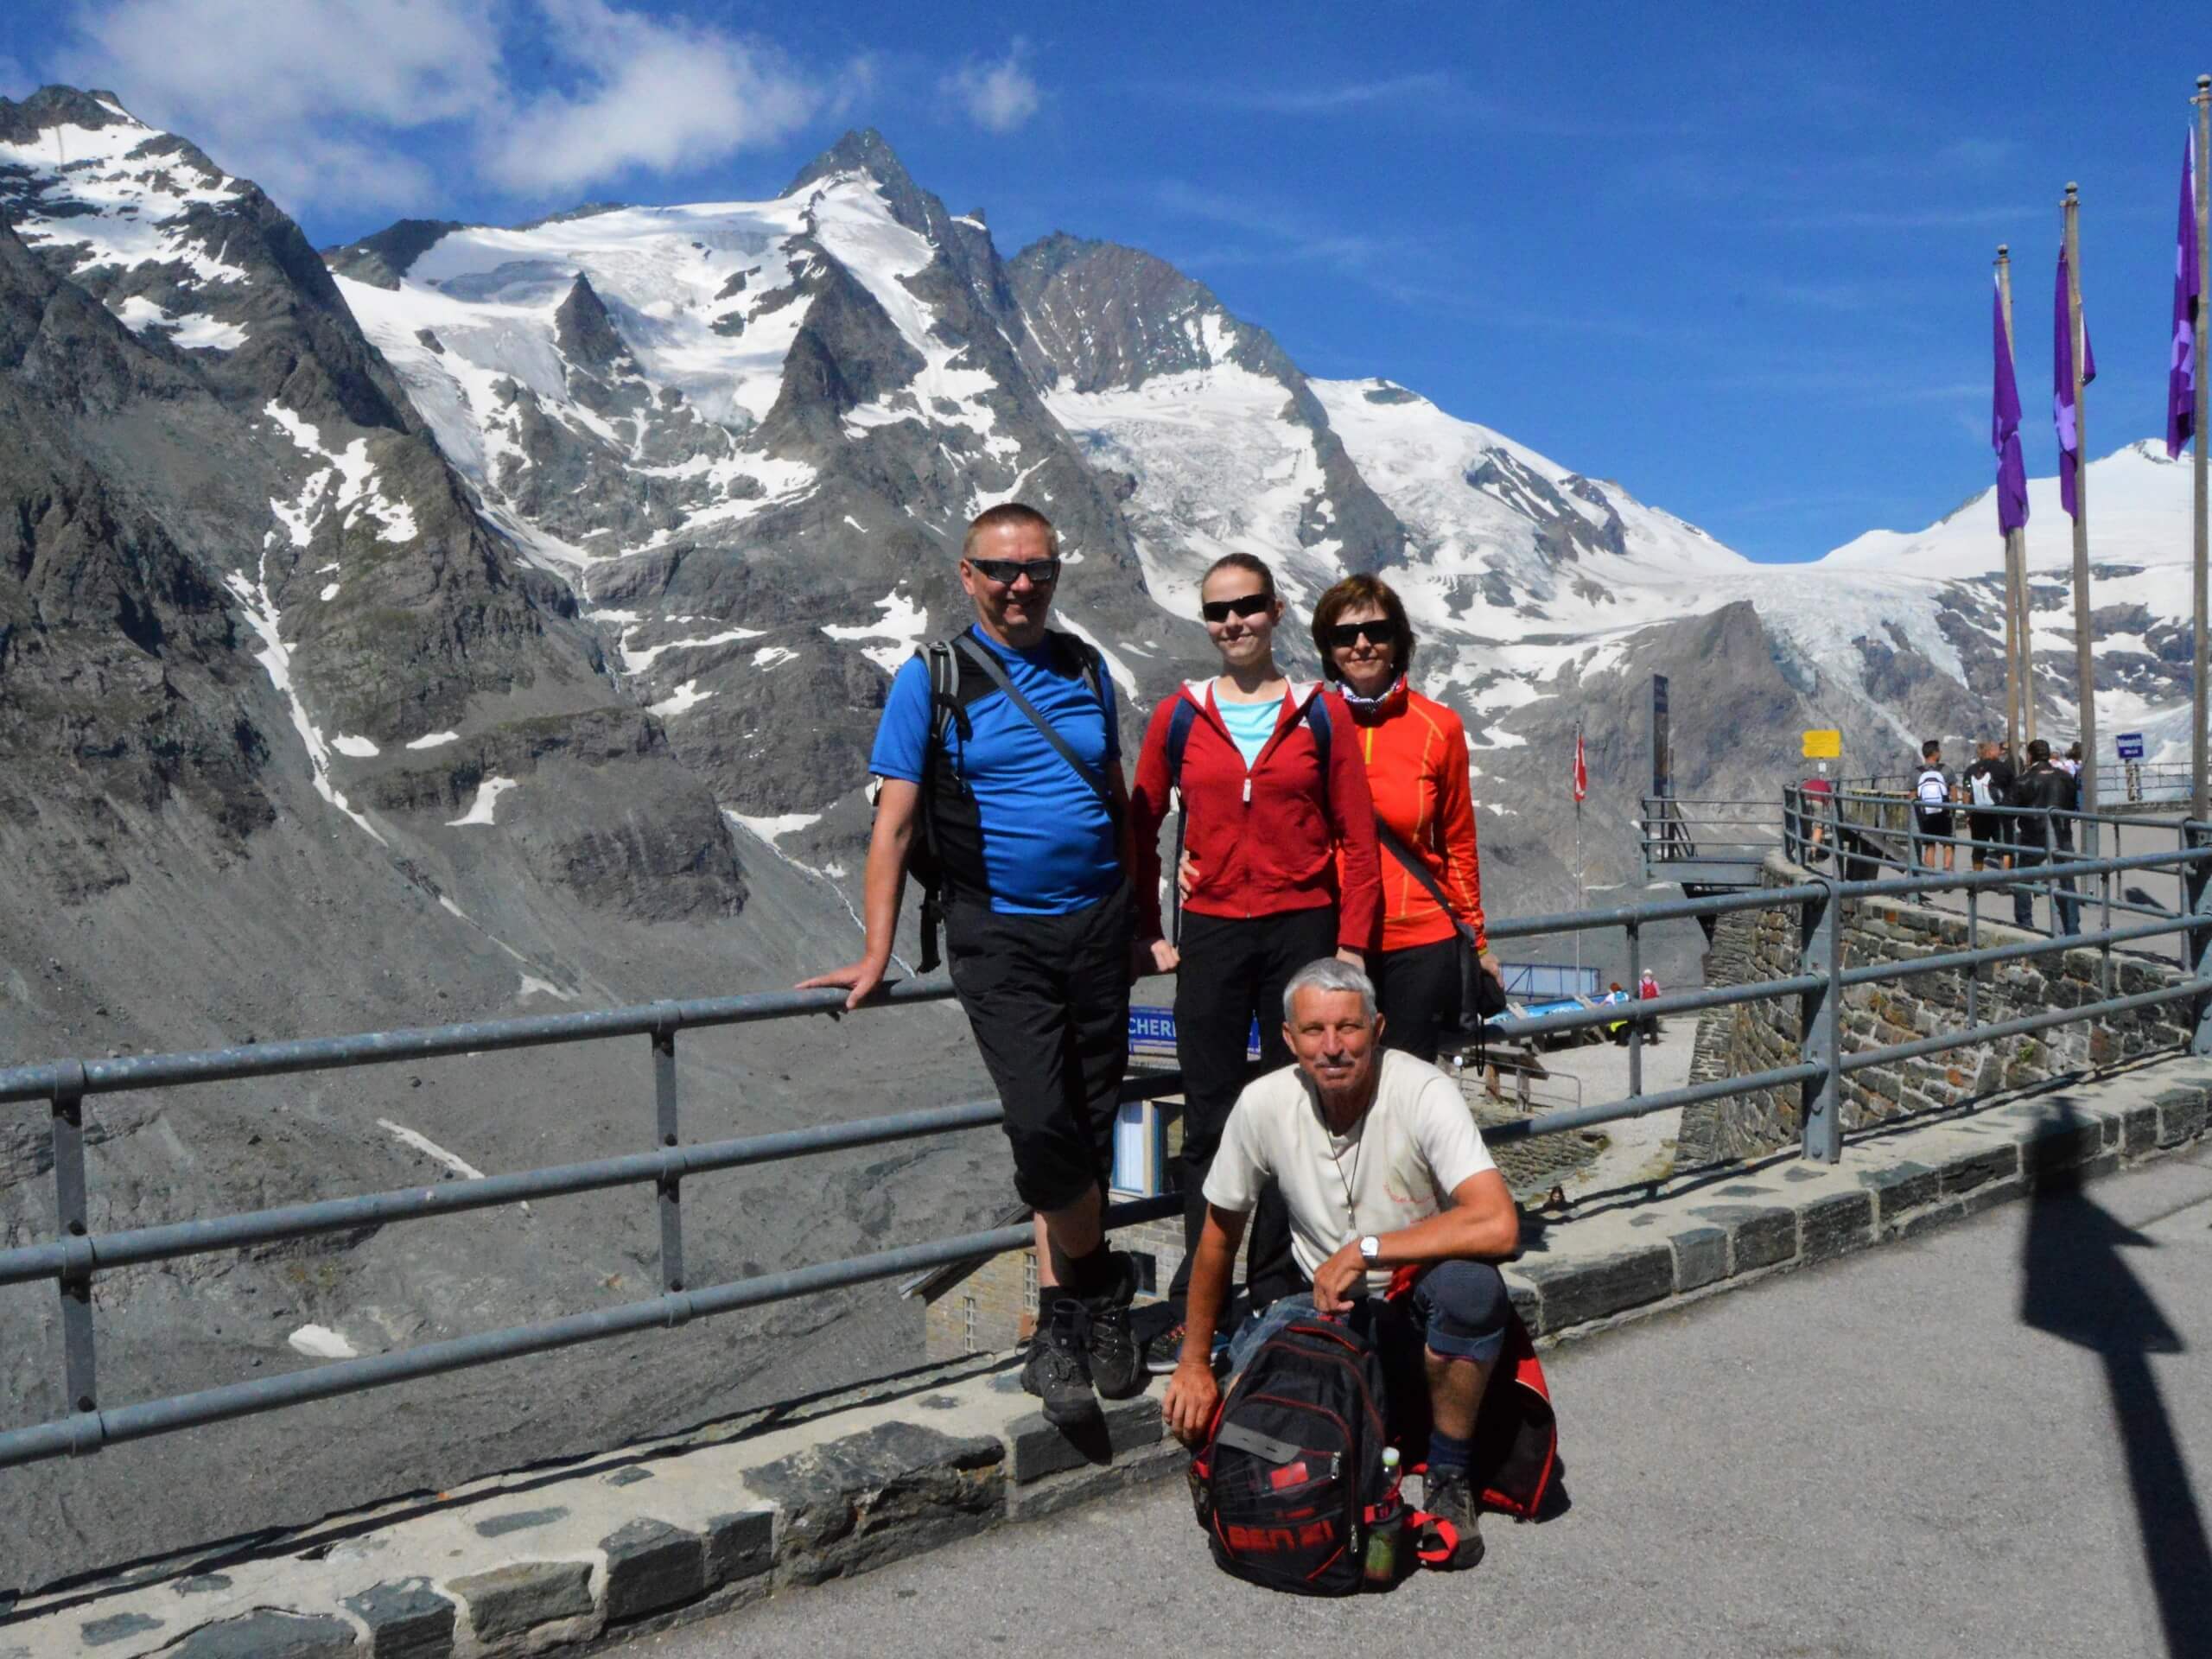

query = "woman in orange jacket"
[1310,574,1497,1061]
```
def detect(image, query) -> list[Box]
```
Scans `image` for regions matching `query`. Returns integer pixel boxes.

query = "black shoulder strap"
[951,633,1114,808]
[1376,821,1474,940]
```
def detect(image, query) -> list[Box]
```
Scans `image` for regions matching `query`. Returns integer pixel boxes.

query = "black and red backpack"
[1189,1311,1395,1597]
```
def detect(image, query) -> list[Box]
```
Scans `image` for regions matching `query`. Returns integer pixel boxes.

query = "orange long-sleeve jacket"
[1343,682,1486,954]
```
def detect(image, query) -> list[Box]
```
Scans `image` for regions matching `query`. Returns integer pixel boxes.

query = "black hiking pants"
[1168,905,1340,1315]
[944,883,1134,1212]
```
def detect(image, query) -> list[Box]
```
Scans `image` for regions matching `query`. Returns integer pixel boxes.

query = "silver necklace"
[1327,1104,1367,1244]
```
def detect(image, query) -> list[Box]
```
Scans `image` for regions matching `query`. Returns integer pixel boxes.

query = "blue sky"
[2,0,2202,562]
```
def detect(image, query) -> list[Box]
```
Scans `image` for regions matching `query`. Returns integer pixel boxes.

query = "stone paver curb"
[6,1062,2208,1659]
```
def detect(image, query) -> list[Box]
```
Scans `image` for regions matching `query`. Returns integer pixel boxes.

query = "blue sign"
[2116,732,2145,761]
[1128,1006,1178,1047]
[1128,1006,1261,1058]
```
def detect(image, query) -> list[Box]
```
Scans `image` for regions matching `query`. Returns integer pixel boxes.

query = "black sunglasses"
[969,556,1061,587]
[1201,593,1274,624]
[1324,620,1401,650]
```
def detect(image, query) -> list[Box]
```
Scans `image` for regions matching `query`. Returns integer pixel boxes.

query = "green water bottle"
[1363,1447,1404,1586]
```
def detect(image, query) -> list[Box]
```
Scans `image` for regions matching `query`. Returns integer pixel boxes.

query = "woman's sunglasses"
[1201,593,1274,624]
[969,556,1061,587]
[1324,620,1401,650]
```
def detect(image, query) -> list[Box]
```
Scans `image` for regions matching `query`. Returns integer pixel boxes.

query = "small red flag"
[1573,729,1587,803]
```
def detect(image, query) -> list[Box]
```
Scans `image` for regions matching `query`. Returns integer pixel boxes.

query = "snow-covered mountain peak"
[0,86,257,347]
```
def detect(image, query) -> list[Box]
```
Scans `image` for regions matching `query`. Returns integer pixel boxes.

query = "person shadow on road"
[2018,1096,2209,1656]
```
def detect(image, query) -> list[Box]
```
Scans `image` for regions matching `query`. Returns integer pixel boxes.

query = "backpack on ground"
[901,632,1108,972]
[1188,1310,1392,1597]
[1162,690,1332,945]
[1915,767,1949,810]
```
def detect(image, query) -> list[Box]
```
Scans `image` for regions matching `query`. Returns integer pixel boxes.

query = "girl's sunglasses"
[1201,593,1273,624]
[1324,620,1401,650]
[969,556,1060,587]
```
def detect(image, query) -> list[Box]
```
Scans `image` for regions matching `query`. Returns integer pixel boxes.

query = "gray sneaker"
[1020,1297,1099,1427]
[1419,1467,1486,1572]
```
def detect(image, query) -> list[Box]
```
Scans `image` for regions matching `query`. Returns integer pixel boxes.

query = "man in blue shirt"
[803,504,1171,1427]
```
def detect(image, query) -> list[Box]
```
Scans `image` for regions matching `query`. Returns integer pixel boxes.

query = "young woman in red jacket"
[1130,553,1383,1324]
[1312,574,1499,1063]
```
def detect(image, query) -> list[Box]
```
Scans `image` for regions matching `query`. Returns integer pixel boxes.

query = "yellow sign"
[1801,729,1842,759]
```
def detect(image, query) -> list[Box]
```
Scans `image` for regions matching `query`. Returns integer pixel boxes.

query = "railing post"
[1626,920,1643,1099]
[1799,880,1844,1163]
[2189,823,2212,1055]
[49,1060,102,1454]
[1966,880,1980,1030]
[650,1002,685,1303]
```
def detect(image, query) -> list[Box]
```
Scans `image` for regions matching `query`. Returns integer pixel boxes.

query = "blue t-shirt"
[1219,696,1282,768]
[869,627,1123,915]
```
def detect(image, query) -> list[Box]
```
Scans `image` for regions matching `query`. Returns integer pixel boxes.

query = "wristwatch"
[1358,1235,1382,1265]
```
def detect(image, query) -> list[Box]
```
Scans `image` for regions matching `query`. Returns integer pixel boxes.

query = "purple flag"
[2055,246,2095,519]
[2170,129,2201,459]
[1993,278,2028,534]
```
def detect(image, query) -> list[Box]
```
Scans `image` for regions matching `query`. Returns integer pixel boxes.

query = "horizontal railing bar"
[0,978,961,1107]
[0,1193,1184,1471]
[1840,981,2205,1074]
[1492,976,1827,1042]
[0,1077,1190,1287]
[1483,1060,1826,1141]
[1835,913,2188,993]
[1488,882,1833,941]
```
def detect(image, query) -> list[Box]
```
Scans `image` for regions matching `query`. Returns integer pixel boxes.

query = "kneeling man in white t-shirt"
[1161,956,1520,1570]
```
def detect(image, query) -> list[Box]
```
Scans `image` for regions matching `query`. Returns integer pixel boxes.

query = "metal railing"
[3,807,2210,1476]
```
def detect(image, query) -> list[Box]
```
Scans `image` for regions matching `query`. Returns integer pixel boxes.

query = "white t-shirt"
[1202,1049,1498,1295]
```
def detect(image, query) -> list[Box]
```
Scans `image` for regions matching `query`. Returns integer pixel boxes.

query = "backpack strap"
[1376,821,1473,938]
[1301,687,1332,772]
[1165,697,1200,947]
[908,639,964,975]
[951,633,1114,807]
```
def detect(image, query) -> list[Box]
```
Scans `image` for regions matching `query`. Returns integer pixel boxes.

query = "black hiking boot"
[1020,1295,1099,1427]
[1084,1253,1147,1401]
[1420,1467,1487,1572]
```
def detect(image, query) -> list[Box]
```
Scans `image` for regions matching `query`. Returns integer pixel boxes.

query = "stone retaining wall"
[1680,852,2196,1166]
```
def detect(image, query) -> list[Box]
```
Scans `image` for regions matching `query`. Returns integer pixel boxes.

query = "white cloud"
[480,0,818,193]
[51,0,823,212]
[58,0,501,209]
[943,38,1039,135]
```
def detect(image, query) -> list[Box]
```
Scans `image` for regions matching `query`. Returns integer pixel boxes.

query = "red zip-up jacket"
[1129,678,1382,951]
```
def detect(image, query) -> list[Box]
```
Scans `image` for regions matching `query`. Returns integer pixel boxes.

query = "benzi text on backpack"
[1190,1312,1395,1596]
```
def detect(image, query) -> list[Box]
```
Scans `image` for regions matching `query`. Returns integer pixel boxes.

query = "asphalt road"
[630,1144,2212,1659]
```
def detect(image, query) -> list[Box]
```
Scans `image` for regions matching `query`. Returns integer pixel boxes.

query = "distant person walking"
[1913,739,1957,874]
[1965,738,2016,871]
[1637,968,1662,1045]
[1130,553,1382,1335]
[1798,762,1835,862]
[799,502,1151,1428]
[2011,738,2082,937]
[1307,573,1497,1064]
[2058,741,2083,779]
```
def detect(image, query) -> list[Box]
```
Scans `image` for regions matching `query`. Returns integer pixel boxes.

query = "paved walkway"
[630,1145,2212,1659]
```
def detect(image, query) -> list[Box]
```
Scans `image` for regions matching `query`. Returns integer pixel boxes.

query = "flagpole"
[1998,245,2025,762]
[2195,77,2210,823]
[1573,718,1584,978]
[2064,182,2097,824]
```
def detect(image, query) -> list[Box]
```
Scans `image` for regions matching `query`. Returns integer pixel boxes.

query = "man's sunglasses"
[1201,593,1274,624]
[1323,620,1401,650]
[969,556,1061,587]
